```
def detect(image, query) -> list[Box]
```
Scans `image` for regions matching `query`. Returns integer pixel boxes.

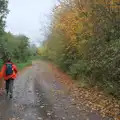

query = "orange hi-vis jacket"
[0,62,18,80]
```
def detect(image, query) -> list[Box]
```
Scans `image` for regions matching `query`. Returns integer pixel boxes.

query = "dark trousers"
[5,78,14,95]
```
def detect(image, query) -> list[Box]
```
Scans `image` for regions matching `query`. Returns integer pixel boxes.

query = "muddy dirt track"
[0,61,112,120]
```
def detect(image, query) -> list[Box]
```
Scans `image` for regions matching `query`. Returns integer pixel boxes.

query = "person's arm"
[0,65,5,79]
[13,64,18,74]
[0,72,2,79]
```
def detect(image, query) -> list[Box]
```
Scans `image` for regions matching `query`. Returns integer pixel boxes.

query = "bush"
[41,0,120,98]
[69,60,89,79]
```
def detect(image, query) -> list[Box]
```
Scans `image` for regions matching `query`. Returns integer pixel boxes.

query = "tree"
[41,0,120,97]
[0,0,8,61]
[13,35,30,62]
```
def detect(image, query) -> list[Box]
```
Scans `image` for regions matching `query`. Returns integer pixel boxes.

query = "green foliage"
[0,0,8,61]
[0,60,3,69]
[13,35,30,62]
[86,39,120,96]
[0,32,32,62]
[0,0,8,34]
[29,44,37,57]
[69,60,89,79]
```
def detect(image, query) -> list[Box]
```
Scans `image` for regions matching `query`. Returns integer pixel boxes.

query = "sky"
[6,0,57,45]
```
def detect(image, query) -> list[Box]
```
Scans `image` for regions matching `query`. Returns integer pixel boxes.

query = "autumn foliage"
[41,0,120,98]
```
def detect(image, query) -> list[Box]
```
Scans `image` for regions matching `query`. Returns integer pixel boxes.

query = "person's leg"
[5,80,10,95]
[0,79,4,95]
[9,79,14,98]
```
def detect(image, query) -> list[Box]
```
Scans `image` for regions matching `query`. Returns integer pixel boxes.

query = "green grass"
[16,60,32,70]
[31,55,44,60]
[16,56,42,70]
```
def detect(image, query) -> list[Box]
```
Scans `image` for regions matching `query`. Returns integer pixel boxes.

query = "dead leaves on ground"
[48,63,120,120]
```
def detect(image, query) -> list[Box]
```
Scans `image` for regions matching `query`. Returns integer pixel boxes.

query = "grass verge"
[16,60,32,70]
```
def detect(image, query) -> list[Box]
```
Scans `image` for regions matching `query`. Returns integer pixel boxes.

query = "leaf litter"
[48,63,120,120]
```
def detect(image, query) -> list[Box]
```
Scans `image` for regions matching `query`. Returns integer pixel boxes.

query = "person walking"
[0,58,18,98]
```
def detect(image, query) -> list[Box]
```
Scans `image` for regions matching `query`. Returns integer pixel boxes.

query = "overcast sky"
[6,0,57,45]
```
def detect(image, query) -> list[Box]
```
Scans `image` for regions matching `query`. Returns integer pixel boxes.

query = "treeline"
[0,0,37,64]
[1,32,37,62]
[41,0,120,98]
